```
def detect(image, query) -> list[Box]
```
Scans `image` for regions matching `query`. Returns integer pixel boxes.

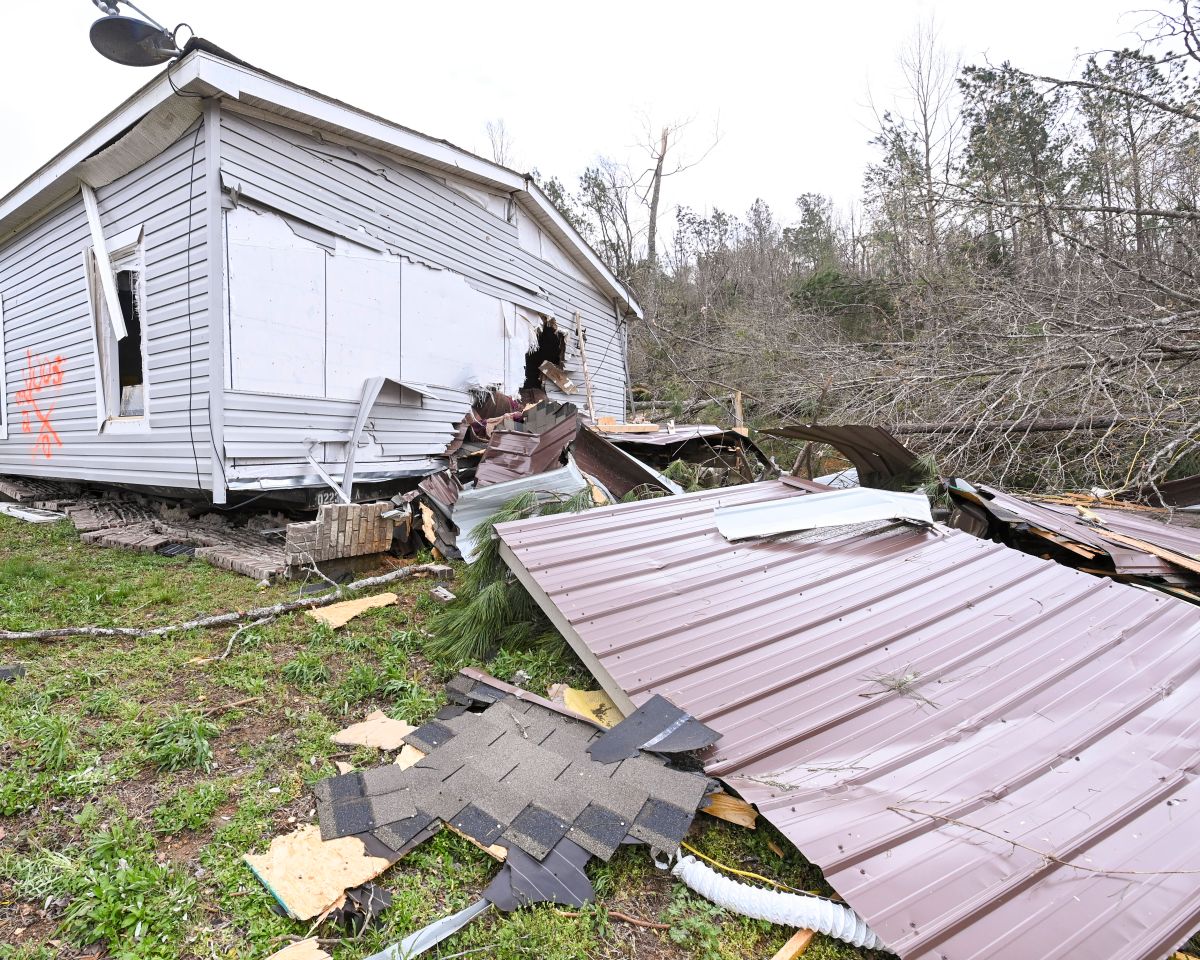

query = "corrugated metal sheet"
[763,424,921,488]
[495,480,1200,960]
[958,482,1193,581]
[1117,474,1200,509]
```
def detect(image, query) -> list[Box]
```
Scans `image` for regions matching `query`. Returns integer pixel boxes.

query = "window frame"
[86,226,150,434]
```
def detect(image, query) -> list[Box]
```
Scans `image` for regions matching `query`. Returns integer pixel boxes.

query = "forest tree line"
[534,3,1200,493]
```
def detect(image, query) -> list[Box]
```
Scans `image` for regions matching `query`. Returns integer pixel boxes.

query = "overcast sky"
[0,1,1157,227]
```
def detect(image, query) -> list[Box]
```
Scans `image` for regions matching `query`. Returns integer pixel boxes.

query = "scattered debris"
[587,694,721,763]
[547,684,624,728]
[484,836,593,909]
[538,361,577,394]
[701,790,759,829]
[421,458,596,563]
[306,593,398,630]
[331,711,416,751]
[593,417,661,435]
[0,502,65,523]
[573,425,683,499]
[325,882,392,933]
[947,478,1200,601]
[602,423,775,486]
[0,664,27,683]
[764,424,923,489]
[393,743,425,771]
[244,825,394,921]
[429,585,456,603]
[475,401,579,487]
[366,899,491,960]
[0,562,450,643]
[265,940,333,960]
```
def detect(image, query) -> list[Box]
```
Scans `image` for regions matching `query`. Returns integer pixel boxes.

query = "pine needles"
[425,486,597,663]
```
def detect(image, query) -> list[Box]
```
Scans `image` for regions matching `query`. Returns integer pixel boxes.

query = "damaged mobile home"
[0,41,639,507]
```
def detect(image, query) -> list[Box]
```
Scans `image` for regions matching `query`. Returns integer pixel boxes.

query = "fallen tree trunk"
[890,416,1126,436]
[0,562,452,642]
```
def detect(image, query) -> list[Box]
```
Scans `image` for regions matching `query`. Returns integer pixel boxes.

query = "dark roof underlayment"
[494,479,1200,960]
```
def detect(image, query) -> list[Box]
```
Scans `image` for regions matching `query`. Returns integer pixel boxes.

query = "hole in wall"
[522,318,566,398]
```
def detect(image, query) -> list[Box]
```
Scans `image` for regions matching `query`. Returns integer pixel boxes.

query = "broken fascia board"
[453,459,590,563]
[78,99,202,188]
[714,487,933,541]
[79,182,127,341]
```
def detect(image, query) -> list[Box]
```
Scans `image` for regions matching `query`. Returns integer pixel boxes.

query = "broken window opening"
[87,231,149,426]
[114,269,145,417]
[522,319,566,397]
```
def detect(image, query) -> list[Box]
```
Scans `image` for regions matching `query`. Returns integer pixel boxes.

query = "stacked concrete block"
[285,502,395,566]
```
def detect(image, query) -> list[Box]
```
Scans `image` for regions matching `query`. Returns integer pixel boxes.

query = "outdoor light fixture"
[88,0,183,66]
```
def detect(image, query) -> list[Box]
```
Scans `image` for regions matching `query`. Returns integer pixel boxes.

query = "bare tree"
[486,118,515,167]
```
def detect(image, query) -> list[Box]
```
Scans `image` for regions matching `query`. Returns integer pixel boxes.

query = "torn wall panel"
[400,259,505,390]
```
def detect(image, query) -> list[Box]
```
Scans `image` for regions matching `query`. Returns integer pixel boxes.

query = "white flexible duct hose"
[670,855,887,951]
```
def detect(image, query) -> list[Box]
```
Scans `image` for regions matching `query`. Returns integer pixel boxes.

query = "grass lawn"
[0,515,882,960]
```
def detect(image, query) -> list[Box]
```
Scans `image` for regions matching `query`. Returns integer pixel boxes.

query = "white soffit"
[715,486,933,541]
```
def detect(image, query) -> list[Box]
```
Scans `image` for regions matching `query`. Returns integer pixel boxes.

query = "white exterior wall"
[0,124,211,490]
[217,110,627,486]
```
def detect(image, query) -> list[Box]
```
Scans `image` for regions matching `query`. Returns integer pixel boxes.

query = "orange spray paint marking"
[14,350,65,460]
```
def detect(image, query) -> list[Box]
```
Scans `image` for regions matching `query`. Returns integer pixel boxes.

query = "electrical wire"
[678,841,829,899]
[183,119,205,494]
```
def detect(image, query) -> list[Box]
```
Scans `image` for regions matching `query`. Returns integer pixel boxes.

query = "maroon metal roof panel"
[495,482,1200,960]
[762,424,921,487]
[1039,501,1200,563]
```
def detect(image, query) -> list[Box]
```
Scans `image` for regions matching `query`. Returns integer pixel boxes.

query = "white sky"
[0,0,1155,227]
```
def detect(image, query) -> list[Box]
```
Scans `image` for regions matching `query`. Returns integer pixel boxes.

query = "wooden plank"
[574,311,596,421]
[594,421,661,434]
[1097,529,1200,575]
[769,929,815,960]
[702,789,759,829]
[733,389,748,437]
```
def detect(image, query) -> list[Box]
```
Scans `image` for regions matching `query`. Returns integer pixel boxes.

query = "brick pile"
[284,502,395,566]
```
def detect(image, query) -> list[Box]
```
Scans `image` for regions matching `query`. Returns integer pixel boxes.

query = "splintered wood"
[702,789,759,829]
[306,592,398,629]
[769,929,816,960]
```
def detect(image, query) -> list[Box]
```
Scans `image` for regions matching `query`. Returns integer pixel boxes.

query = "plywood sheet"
[331,709,415,750]
[244,824,392,920]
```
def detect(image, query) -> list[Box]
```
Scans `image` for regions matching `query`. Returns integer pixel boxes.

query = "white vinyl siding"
[0,123,210,488]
